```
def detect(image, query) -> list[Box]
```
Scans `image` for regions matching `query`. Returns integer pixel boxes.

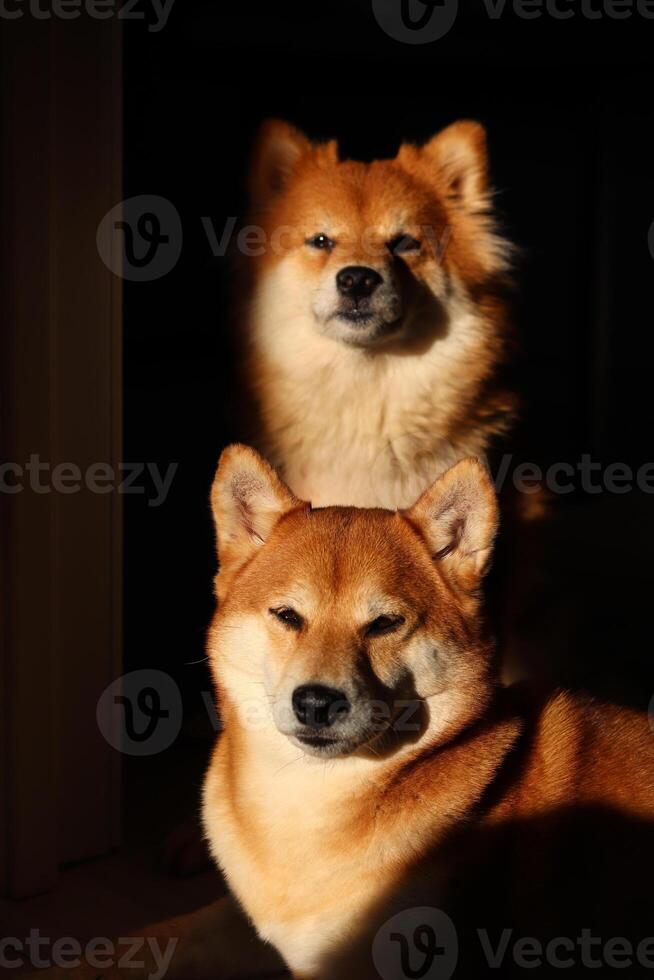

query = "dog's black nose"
[336,266,383,300]
[292,685,351,729]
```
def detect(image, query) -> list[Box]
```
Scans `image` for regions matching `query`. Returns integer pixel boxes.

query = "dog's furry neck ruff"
[245,274,516,509]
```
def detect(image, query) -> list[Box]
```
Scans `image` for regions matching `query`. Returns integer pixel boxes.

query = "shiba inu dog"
[237,118,518,509]
[192,445,654,980]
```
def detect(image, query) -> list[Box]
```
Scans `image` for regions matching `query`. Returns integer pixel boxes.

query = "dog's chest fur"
[203,710,522,978]
[247,275,513,509]
[204,743,382,974]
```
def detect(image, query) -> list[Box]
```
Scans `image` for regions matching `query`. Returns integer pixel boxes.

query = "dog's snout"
[292,684,351,729]
[336,266,383,300]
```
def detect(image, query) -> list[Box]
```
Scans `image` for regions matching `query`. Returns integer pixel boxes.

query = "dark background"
[123,0,654,727]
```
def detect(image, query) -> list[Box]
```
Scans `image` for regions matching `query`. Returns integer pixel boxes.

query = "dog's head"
[208,445,499,759]
[246,119,510,349]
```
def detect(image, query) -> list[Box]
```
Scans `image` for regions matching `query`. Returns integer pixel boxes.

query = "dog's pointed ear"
[211,445,302,577]
[419,120,489,211]
[249,120,338,206]
[249,119,311,204]
[404,457,498,591]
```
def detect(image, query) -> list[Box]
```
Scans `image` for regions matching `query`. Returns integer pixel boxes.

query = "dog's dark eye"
[387,234,421,256]
[306,233,335,251]
[365,615,405,638]
[269,606,304,631]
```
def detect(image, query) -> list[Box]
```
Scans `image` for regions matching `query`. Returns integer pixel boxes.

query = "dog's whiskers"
[274,753,306,778]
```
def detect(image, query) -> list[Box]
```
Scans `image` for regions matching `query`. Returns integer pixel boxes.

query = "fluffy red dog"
[237,119,517,508]
[169,445,654,980]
